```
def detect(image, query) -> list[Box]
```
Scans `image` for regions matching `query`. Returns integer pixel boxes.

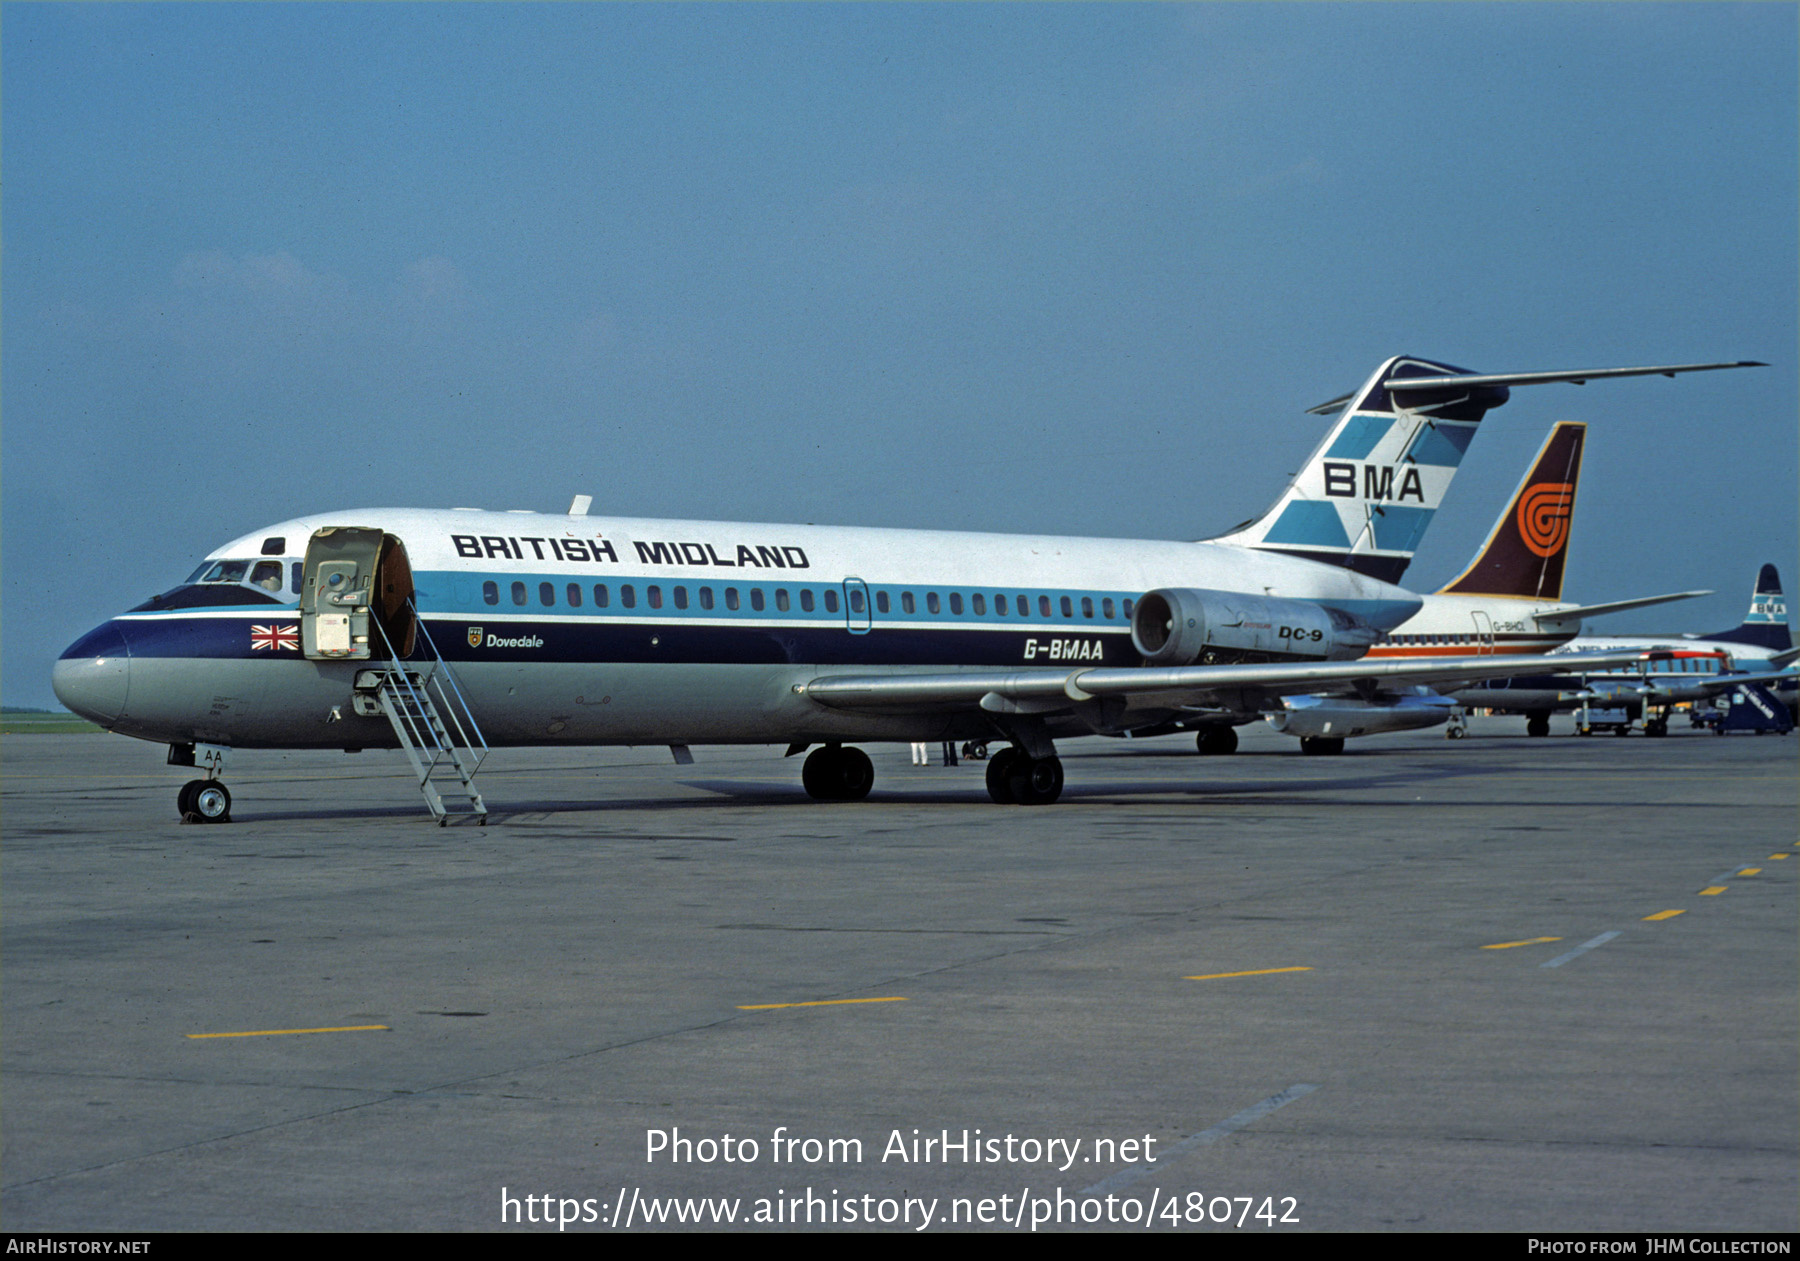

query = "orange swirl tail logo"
[1517,483,1574,557]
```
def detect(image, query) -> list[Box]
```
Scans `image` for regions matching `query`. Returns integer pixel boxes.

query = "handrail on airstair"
[366,605,488,823]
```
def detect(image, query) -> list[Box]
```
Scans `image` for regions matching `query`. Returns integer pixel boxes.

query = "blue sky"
[5,3,1794,708]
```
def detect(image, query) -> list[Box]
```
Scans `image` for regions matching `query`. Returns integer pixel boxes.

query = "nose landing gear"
[170,742,233,823]
[178,780,233,824]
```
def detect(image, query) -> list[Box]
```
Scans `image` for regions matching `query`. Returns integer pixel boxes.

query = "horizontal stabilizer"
[1306,360,1764,415]
[1533,590,1712,623]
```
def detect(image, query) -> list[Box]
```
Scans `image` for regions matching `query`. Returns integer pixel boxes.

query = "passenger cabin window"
[511,582,527,606]
[724,588,739,611]
[621,585,636,609]
[567,583,583,608]
[799,589,814,613]
[1060,596,1073,618]
[971,593,985,616]
[774,589,788,612]
[902,592,916,614]
[994,594,1007,616]
[927,592,940,614]
[850,588,865,614]
[484,581,499,606]
[540,582,555,607]
[750,589,765,612]
[1122,598,1134,620]
[673,586,688,610]
[1102,598,1115,619]
[594,584,610,608]
[876,591,890,614]
[1039,595,1052,618]
[824,589,839,614]
[648,586,663,609]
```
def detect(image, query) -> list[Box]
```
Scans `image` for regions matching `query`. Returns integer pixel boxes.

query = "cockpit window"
[196,560,252,585]
[249,561,284,592]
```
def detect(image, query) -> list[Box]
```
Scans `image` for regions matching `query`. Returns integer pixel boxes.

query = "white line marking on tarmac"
[1541,931,1621,968]
[1083,1084,1319,1194]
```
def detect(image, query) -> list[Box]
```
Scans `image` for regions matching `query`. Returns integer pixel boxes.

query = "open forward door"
[301,528,416,660]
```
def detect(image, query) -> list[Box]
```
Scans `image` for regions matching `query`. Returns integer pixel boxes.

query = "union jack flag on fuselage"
[250,624,299,652]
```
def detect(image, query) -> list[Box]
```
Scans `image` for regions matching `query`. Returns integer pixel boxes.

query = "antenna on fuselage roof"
[568,495,593,516]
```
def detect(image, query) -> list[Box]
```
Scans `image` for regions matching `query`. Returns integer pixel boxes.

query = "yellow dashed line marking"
[187,1024,390,1039]
[737,997,908,1011]
[1481,937,1563,950]
[1643,910,1686,921]
[1738,868,1761,876]
[1700,887,1727,896]
[1184,967,1314,981]
[1770,854,1788,861]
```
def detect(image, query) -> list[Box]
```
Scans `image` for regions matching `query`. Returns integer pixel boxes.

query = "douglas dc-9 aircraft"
[52,355,1759,822]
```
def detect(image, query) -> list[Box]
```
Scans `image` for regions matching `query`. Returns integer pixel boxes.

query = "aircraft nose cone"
[52,622,131,726]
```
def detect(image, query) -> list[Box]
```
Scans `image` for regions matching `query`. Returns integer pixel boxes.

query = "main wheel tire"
[1299,736,1345,756]
[188,782,232,823]
[1007,756,1064,806]
[985,748,1021,804]
[1195,727,1238,755]
[1526,714,1551,738]
[835,747,874,801]
[802,747,874,801]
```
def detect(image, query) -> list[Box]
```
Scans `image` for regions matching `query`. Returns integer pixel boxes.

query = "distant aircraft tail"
[1212,355,1513,584]
[1703,564,1792,652]
[1436,422,1584,600]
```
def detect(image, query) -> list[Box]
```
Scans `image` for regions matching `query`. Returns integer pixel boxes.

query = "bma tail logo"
[1516,482,1574,558]
[467,626,484,648]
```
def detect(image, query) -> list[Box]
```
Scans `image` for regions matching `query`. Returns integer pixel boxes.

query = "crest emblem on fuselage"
[467,626,483,648]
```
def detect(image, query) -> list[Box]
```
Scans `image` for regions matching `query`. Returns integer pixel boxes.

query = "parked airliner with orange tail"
[52,355,1759,821]
[1255,422,1711,752]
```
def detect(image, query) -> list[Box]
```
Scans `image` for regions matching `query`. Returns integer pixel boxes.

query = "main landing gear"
[984,747,1065,805]
[801,744,875,801]
[1299,736,1345,756]
[1194,726,1239,755]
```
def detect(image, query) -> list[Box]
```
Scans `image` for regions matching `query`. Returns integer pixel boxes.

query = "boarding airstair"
[356,611,489,824]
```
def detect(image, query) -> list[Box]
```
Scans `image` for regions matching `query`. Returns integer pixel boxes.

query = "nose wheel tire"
[179,779,232,823]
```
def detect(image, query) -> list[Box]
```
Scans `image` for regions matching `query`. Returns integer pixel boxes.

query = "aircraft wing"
[1532,590,1712,622]
[1578,668,1800,706]
[1304,360,1764,414]
[800,649,1664,715]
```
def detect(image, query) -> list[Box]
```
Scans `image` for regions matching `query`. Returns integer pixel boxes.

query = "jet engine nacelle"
[1265,693,1455,739]
[1130,588,1376,666]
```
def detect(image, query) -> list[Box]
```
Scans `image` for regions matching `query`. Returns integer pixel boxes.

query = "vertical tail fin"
[1436,422,1585,600]
[1704,565,1792,651]
[1213,355,1514,584]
